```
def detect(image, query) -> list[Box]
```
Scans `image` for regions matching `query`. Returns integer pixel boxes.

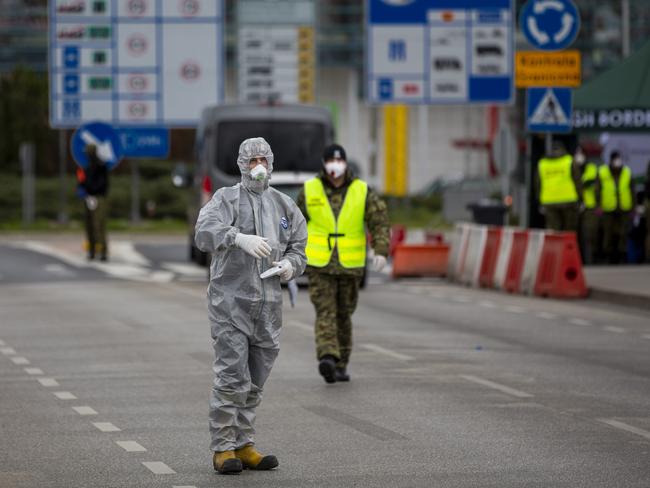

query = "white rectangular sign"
[49,0,224,128]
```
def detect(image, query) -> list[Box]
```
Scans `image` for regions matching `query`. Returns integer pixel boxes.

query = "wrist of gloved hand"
[372,254,387,272]
[272,259,294,281]
[235,233,271,259]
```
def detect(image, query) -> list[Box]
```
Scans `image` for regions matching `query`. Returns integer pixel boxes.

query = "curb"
[588,287,650,313]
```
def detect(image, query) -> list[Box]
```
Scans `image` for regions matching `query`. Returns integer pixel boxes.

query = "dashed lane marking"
[452,295,470,303]
[460,374,534,399]
[116,441,147,452]
[1,347,16,355]
[38,378,59,387]
[479,301,496,309]
[569,318,592,326]
[603,326,625,334]
[72,406,98,415]
[142,462,176,474]
[11,357,30,365]
[93,422,121,432]
[536,312,557,320]
[597,419,650,441]
[361,344,414,361]
[53,391,77,400]
[25,368,43,375]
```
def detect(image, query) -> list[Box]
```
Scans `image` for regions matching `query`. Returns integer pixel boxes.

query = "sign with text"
[515,50,581,87]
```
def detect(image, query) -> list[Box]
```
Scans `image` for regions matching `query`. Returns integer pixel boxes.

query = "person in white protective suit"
[195,137,307,475]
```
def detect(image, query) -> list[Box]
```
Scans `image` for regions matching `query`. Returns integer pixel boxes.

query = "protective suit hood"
[237,137,274,193]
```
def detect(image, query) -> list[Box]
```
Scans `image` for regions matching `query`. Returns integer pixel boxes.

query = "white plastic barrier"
[447,223,471,281]
[519,230,546,295]
[492,227,515,290]
[458,225,488,287]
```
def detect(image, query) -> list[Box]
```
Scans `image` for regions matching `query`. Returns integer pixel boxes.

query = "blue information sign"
[520,0,580,51]
[71,121,124,170]
[367,0,514,105]
[118,128,170,158]
[526,87,572,133]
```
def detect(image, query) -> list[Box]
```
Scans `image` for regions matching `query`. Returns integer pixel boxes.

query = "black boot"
[334,367,350,382]
[318,355,337,384]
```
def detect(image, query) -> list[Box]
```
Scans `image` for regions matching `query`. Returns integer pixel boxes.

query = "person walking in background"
[596,151,634,264]
[195,137,307,474]
[296,144,390,384]
[81,144,109,261]
[575,145,599,264]
[536,140,581,232]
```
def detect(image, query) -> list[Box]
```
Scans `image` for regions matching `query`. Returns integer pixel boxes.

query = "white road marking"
[116,441,147,452]
[44,264,76,277]
[505,305,526,314]
[479,301,496,309]
[11,357,30,365]
[93,422,121,432]
[597,419,650,441]
[1,347,16,355]
[145,271,175,283]
[460,374,534,398]
[25,368,44,375]
[452,295,470,303]
[0,340,5,346]
[142,461,176,474]
[162,262,206,277]
[111,241,151,267]
[38,378,59,387]
[72,406,98,415]
[361,344,414,361]
[569,318,592,326]
[536,312,557,320]
[287,320,312,333]
[53,391,77,400]
[603,326,625,334]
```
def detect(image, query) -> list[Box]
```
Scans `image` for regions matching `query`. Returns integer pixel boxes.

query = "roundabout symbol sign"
[520,0,580,51]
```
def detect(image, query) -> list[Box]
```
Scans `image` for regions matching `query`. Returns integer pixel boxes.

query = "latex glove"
[235,233,271,259]
[372,254,387,272]
[272,259,294,281]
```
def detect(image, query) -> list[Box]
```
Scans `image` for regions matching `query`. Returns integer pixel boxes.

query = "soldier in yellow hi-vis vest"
[535,141,581,232]
[574,146,599,264]
[596,151,634,263]
[297,144,390,384]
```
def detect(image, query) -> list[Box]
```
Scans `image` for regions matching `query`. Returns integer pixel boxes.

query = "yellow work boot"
[234,445,279,470]
[212,450,243,474]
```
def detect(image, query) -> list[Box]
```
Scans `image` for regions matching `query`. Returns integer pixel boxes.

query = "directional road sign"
[520,0,580,51]
[526,87,572,133]
[118,128,169,158]
[367,0,514,104]
[71,121,123,170]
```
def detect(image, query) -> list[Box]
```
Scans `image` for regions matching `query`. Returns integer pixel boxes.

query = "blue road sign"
[367,0,514,105]
[520,0,580,51]
[71,121,124,170]
[526,87,572,133]
[118,128,170,158]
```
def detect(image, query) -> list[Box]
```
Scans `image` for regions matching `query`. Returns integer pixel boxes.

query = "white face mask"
[250,164,268,181]
[574,153,585,165]
[325,161,346,179]
[612,158,623,168]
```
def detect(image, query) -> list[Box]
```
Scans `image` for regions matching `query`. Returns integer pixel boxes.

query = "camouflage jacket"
[296,169,390,276]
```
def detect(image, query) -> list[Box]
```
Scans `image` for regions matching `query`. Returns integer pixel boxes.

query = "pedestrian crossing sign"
[526,87,572,133]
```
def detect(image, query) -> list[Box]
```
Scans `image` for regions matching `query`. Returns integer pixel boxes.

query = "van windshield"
[216,121,327,175]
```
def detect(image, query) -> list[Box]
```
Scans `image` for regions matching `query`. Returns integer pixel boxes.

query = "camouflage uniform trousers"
[307,270,361,369]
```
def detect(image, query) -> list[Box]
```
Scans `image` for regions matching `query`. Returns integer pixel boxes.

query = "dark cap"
[322,144,346,162]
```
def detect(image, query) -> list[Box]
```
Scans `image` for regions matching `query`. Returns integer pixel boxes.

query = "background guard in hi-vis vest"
[596,151,634,264]
[575,145,599,264]
[297,144,390,384]
[535,140,582,233]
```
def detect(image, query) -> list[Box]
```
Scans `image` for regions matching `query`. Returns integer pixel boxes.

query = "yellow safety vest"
[305,178,368,268]
[599,165,633,212]
[538,155,579,205]
[581,163,598,209]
